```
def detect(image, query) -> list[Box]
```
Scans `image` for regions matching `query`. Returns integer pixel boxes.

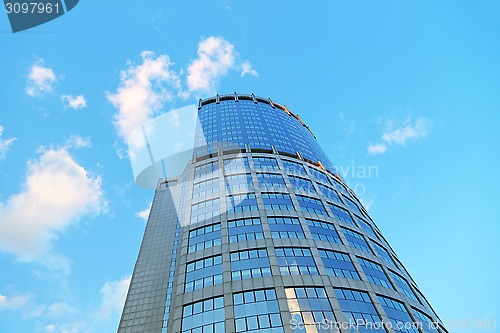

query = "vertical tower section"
[118,93,447,333]
[118,179,182,333]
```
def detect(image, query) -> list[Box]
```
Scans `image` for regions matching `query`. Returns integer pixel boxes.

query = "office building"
[118,93,446,333]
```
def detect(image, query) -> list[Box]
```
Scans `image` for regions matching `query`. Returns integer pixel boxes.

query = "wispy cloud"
[135,204,151,221]
[186,36,236,94]
[0,293,29,311]
[108,36,258,145]
[0,143,107,272]
[43,324,57,332]
[45,302,77,319]
[61,95,87,109]
[93,276,131,321]
[34,275,131,332]
[382,117,429,145]
[359,197,374,212]
[107,51,181,142]
[337,112,356,135]
[368,117,431,155]
[0,293,45,317]
[63,135,92,149]
[186,36,258,94]
[367,143,387,155]
[26,59,57,97]
[39,321,86,333]
[0,125,16,161]
[240,61,258,77]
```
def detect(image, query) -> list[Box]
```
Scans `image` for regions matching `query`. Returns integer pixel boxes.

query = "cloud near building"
[368,117,431,155]
[0,144,107,272]
[26,59,57,97]
[108,36,258,144]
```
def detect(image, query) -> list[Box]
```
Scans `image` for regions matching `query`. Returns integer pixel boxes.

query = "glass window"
[317,183,342,204]
[228,218,264,242]
[276,247,318,275]
[230,248,271,281]
[378,296,419,333]
[227,193,258,213]
[309,168,331,185]
[194,161,219,178]
[285,287,336,333]
[357,218,377,237]
[342,195,364,216]
[318,249,360,280]
[268,217,305,239]
[233,289,284,333]
[192,177,219,199]
[224,157,250,172]
[262,193,294,210]
[306,219,342,244]
[289,175,316,193]
[253,157,280,171]
[257,173,286,191]
[182,296,225,333]
[328,177,348,195]
[185,254,223,292]
[334,288,386,333]
[225,173,253,193]
[296,195,328,215]
[414,289,441,325]
[328,203,356,226]
[341,227,373,254]
[413,309,439,333]
[188,223,221,253]
[357,257,393,290]
[282,159,307,175]
[371,242,396,266]
[191,198,220,223]
[390,271,419,302]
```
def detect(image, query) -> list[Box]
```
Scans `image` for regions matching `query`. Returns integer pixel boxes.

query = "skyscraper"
[118,93,446,333]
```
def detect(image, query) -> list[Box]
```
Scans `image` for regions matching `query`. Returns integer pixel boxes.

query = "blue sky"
[1,1,499,332]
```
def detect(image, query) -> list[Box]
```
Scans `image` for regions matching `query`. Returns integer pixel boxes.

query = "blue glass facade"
[286,287,336,333]
[334,288,385,333]
[195,95,334,172]
[233,289,284,333]
[118,94,446,333]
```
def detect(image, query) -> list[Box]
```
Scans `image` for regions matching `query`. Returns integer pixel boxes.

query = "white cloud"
[367,143,387,155]
[94,276,131,321]
[0,293,45,317]
[186,36,236,93]
[109,38,258,144]
[368,117,430,155]
[43,324,56,332]
[240,61,258,77]
[0,293,29,311]
[359,198,374,211]
[135,204,151,221]
[107,51,181,141]
[40,322,85,333]
[61,95,87,109]
[64,136,91,149]
[26,59,57,97]
[0,146,107,271]
[381,117,429,145]
[113,142,129,160]
[46,302,77,319]
[0,125,16,160]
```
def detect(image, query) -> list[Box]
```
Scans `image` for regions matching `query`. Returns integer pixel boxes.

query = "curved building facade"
[118,93,447,333]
